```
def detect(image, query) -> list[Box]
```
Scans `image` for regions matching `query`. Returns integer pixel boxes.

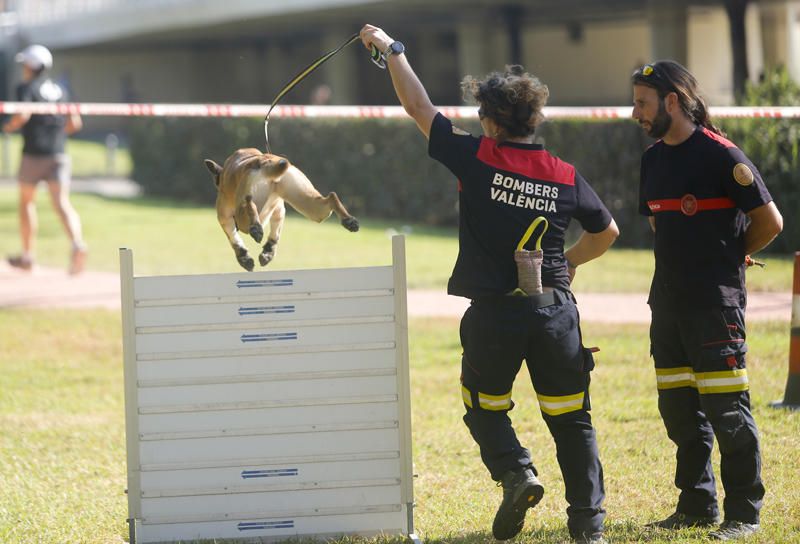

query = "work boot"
[646,511,719,529]
[573,532,606,544]
[708,520,759,540]
[492,467,544,540]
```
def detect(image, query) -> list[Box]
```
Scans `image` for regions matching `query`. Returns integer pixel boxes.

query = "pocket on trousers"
[700,341,746,368]
[697,307,748,368]
[538,301,582,372]
[540,301,578,342]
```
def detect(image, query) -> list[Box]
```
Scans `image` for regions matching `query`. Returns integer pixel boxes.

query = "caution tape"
[1,102,800,119]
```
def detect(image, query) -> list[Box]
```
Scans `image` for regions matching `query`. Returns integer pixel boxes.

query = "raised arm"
[359,24,438,139]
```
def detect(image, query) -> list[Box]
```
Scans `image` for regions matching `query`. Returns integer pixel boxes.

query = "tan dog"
[205,148,359,271]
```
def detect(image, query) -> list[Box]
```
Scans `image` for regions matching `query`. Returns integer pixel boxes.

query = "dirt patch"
[0,262,791,322]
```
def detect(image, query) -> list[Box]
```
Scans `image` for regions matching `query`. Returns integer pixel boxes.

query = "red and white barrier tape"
[1,102,800,119]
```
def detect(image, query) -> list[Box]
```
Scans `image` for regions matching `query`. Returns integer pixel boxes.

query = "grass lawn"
[0,310,798,543]
[0,188,794,292]
[0,134,133,178]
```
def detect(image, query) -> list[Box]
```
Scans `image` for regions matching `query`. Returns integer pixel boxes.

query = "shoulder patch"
[733,163,754,186]
[451,126,470,136]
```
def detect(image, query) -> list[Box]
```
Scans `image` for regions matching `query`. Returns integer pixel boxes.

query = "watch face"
[391,41,405,55]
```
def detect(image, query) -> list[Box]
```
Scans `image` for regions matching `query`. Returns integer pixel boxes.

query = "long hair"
[631,60,722,135]
[461,65,549,138]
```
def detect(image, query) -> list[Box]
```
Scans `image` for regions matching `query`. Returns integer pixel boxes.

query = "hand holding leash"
[263,26,392,152]
[360,24,393,69]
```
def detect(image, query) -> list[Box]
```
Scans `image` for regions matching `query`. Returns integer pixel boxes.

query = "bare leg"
[46,180,84,247]
[19,182,38,256]
[8,182,38,270]
[46,180,87,274]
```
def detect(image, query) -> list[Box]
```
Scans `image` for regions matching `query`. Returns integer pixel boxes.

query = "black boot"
[709,520,759,540]
[646,511,720,530]
[492,467,545,540]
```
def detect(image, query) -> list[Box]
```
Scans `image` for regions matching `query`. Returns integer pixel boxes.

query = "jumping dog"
[205,148,359,271]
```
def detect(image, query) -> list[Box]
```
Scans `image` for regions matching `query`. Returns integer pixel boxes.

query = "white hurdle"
[120,235,419,544]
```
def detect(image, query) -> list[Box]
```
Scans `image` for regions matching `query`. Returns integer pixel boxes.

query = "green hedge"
[129,114,797,251]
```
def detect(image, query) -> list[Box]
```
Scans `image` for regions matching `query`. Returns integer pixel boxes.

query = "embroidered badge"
[680,194,698,216]
[452,126,470,136]
[733,163,754,186]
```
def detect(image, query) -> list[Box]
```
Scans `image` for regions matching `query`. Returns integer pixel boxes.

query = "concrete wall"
[688,5,734,105]
[523,19,650,106]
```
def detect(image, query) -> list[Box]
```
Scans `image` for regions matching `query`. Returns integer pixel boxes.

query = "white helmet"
[15,44,53,71]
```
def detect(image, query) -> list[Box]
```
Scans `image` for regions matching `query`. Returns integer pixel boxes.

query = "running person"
[360,24,618,544]
[631,60,783,541]
[3,44,87,274]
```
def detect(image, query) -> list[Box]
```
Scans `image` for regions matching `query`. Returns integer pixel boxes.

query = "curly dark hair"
[461,65,549,139]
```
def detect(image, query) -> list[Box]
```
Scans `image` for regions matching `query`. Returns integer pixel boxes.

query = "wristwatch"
[384,41,405,59]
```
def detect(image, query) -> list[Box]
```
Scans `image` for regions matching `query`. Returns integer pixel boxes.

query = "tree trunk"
[724,0,749,100]
[502,5,524,65]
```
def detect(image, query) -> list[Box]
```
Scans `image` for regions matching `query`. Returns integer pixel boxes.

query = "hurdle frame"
[120,235,419,544]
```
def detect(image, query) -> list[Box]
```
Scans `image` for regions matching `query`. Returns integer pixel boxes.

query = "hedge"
[129,113,797,251]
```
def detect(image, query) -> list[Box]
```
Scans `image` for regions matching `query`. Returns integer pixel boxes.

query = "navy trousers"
[650,304,764,524]
[459,291,605,537]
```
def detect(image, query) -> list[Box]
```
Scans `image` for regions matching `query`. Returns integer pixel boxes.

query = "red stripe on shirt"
[647,197,736,213]
[701,127,736,149]
[476,138,575,186]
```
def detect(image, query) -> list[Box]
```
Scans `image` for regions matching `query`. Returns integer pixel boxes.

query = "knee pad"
[703,396,754,454]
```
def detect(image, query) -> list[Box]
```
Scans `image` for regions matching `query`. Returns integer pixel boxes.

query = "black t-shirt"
[638,126,773,308]
[16,75,68,155]
[428,113,613,299]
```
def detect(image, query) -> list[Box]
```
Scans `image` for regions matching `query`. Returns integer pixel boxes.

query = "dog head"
[205,148,290,190]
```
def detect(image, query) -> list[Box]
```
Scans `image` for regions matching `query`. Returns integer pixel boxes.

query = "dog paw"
[238,255,255,271]
[259,251,274,267]
[249,224,264,243]
[341,217,360,232]
[259,241,276,266]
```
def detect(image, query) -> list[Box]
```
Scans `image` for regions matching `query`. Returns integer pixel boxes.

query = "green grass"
[1,311,798,543]
[1,133,132,178]
[0,187,794,292]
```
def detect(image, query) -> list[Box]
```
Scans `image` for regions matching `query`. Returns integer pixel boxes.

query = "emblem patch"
[680,194,698,216]
[452,126,470,136]
[733,163,754,186]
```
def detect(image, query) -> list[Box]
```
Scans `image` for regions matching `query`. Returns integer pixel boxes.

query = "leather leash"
[264,33,382,152]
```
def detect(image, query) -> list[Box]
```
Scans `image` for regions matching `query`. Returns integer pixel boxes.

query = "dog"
[204,148,359,271]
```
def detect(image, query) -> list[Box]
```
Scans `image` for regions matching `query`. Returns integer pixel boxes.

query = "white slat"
[137,507,406,543]
[139,457,401,490]
[134,321,396,354]
[140,485,402,519]
[134,294,395,326]
[137,374,398,407]
[136,348,397,383]
[133,266,394,300]
[138,402,399,435]
[139,426,401,465]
